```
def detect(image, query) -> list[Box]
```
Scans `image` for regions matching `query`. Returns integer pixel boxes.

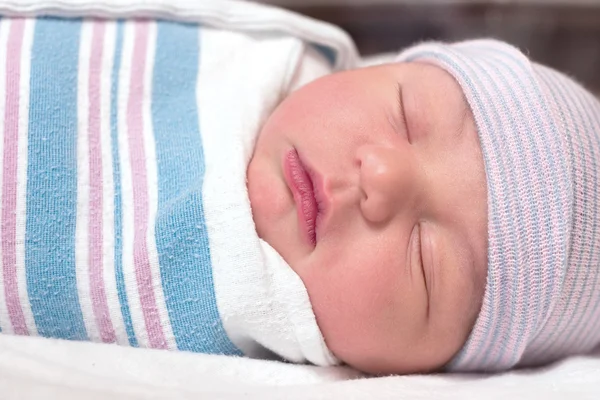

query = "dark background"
[256,1,600,95]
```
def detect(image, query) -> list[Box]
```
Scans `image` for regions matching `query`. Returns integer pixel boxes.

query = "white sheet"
[1,334,600,399]
[0,1,600,398]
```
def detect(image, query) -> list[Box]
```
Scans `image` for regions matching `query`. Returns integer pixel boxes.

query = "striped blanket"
[0,16,337,365]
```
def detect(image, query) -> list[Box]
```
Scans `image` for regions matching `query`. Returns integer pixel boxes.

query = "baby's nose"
[356,144,417,223]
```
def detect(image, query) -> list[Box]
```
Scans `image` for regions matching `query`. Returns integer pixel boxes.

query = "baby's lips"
[283,148,318,246]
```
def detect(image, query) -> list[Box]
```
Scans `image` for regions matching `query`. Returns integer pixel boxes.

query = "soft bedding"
[1,333,600,399]
[0,0,600,399]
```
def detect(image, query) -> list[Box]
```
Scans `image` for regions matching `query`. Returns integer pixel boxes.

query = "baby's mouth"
[283,148,319,247]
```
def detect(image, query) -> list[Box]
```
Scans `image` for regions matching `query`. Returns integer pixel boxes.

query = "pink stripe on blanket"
[88,20,117,343]
[126,21,167,349]
[1,18,29,336]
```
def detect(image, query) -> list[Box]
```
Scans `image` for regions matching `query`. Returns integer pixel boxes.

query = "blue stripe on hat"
[577,92,600,348]
[543,68,598,352]
[527,66,578,357]
[26,17,87,340]
[151,21,241,355]
[469,48,562,367]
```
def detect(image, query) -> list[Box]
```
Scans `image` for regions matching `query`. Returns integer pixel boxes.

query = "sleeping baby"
[253,38,600,374]
[1,11,599,375]
[250,38,600,373]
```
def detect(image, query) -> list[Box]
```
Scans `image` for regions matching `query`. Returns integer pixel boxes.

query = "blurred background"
[255,0,600,94]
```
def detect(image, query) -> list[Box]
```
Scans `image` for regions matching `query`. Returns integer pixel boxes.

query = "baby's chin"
[320,299,481,375]
[323,327,472,376]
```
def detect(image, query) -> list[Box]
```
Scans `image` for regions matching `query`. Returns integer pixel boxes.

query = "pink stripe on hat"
[397,39,600,371]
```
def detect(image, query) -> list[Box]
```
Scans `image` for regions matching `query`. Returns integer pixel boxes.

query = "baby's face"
[247,62,488,374]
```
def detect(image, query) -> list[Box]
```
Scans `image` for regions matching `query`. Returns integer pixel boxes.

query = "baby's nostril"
[360,188,368,202]
[354,155,363,169]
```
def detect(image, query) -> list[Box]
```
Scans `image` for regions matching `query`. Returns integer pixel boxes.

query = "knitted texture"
[0,16,338,366]
[398,40,600,371]
[0,16,243,353]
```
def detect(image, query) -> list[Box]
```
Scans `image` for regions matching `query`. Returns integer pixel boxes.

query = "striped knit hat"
[397,39,600,372]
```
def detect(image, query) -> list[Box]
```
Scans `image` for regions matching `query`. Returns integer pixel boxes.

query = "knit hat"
[397,40,600,372]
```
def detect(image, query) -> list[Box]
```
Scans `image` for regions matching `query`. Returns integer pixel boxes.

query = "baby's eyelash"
[414,223,430,317]
[396,83,409,141]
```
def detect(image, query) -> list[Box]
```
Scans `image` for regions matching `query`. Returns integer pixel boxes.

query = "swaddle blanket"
[0,14,343,366]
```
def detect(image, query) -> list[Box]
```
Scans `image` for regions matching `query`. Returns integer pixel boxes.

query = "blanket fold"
[0,1,354,365]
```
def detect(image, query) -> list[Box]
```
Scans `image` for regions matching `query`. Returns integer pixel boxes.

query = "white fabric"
[196,25,336,364]
[1,334,600,399]
[0,0,359,70]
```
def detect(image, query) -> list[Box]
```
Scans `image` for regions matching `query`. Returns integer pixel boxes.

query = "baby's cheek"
[302,250,403,359]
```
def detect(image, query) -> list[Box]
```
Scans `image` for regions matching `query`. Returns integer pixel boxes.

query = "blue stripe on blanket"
[26,18,87,340]
[312,44,337,66]
[151,21,241,354]
[111,20,138,347]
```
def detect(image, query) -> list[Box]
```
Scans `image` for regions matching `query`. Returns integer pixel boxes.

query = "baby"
[1,13,599,376]
[251,39,600,374]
